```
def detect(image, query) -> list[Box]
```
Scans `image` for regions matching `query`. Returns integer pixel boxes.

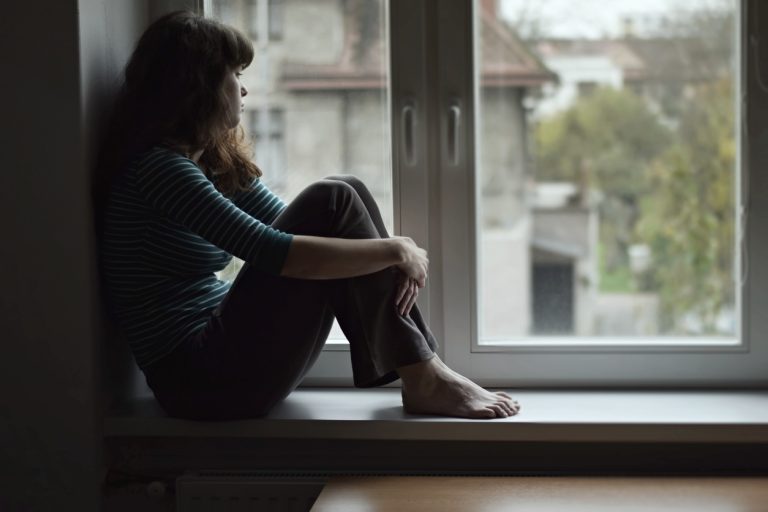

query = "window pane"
[476,0,737,340]
[212,0,392,341]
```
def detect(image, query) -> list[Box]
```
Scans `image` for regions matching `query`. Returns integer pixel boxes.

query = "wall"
[285,0,344,64]
[0,0,146,510]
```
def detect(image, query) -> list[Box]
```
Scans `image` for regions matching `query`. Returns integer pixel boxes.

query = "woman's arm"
[135,150,293,275]
[229,177,286,225]
[280,235,428,285]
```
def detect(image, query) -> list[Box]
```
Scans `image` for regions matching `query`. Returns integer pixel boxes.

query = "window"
[212,0,392,350]
[248,108,286,192]
[245,0,284,41]
[207,0,767,388]
[448,0,754,387]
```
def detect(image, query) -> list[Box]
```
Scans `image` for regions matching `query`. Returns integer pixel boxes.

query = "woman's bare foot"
[397,355,520,419]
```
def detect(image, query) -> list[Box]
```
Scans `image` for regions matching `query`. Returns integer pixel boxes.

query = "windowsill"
[103,388,768,443]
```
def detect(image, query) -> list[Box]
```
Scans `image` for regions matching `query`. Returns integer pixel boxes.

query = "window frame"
[437,0,767,387]
[199,0,767,388]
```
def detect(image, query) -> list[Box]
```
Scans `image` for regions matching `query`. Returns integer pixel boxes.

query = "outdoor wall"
[286,93,345,183]
[480,220,532,338]
[285,0,344,64]
[479,87,529,227]
[477,87,532,338]
[342,90,394,229]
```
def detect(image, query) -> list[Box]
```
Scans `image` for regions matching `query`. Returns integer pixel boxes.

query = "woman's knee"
[324,174,367,195]
[320,175,388,238]
[305,178,355,196]
[295,179,357,208]
[311,178,364,209]
[288,179,375,237]
[297,179,366,222]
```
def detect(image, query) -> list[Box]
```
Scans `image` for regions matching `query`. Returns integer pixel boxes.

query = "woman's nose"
[241,84,248,97]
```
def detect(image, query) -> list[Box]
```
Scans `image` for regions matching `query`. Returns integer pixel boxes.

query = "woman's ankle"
[396,353,439,390]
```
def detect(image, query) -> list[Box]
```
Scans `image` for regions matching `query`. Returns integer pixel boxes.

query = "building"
[532,38,646,119]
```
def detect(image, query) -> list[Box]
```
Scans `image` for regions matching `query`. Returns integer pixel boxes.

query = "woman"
[96,10,519,421]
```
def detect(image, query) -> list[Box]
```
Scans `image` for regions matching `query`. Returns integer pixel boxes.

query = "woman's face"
[221,66,248,129]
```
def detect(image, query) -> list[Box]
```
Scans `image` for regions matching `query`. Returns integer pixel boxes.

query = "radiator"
[175,471,326,512]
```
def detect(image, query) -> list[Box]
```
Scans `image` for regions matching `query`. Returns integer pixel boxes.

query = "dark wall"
[0,0,147,510]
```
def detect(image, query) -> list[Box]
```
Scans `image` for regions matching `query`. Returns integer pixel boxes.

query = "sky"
[499,0,734,39]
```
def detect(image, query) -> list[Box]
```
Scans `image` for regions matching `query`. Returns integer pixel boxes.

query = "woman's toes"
[493,392,520,413]
[502,400,518,416]
[489,404,508,418]
[461,407,496,420]
[476,407,496,419]
[498,401,515,416]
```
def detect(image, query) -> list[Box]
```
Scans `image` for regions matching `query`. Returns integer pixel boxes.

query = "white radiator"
[175,471,326,512]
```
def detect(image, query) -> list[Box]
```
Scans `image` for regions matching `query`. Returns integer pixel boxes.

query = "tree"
[636,78,735,334]
[534,87,671,282]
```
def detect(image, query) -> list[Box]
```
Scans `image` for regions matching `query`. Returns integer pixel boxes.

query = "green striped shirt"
[100,147,292,369]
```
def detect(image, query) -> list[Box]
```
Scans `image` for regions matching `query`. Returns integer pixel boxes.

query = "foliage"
[636,78,735,334]
[521,0,736,334]
[534,87,671,278]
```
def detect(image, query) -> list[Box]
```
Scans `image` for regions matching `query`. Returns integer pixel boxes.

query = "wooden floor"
[311,476,768,511]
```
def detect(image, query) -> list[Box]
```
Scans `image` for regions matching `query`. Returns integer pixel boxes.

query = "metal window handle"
[448,103,461,166]
[402,103,416,166]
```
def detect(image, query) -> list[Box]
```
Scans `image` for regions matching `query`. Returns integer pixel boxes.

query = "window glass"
[477,0,737,341]
[212,0,392,342]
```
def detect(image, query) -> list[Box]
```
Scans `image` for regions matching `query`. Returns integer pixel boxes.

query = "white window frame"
[197,0,767,388]
[437,0,767,388]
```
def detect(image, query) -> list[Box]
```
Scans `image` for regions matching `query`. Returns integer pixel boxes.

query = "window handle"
[402,102,417,166]
[448,101,461,166]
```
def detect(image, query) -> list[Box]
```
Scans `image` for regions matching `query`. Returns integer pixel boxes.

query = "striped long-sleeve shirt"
[100,146,292,369]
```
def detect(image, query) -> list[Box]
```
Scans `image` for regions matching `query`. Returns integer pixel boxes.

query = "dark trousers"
[144,176,438,420]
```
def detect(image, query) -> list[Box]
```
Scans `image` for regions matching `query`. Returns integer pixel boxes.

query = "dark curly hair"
[95,10,261,212]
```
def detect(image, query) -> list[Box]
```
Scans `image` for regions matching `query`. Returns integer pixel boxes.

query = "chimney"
[622,17,636,39]
[480,0,498,16]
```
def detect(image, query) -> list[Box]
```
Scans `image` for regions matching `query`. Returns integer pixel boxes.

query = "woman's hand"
[392,236,428,316]
[395,272,420,316]
[392,236,428,285]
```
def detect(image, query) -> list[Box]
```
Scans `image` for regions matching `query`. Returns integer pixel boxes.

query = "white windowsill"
[104,388,768,443]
